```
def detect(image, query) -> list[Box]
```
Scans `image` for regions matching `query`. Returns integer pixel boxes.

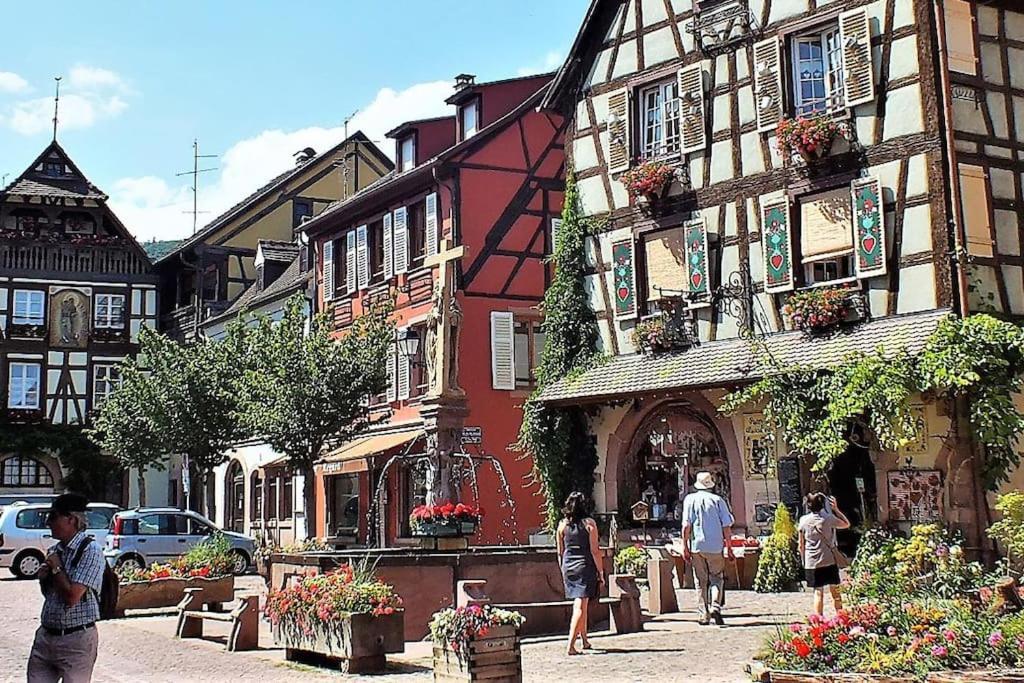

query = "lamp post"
[396,327,421,365]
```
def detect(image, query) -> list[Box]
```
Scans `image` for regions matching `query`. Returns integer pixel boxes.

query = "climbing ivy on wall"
[721,314,1024,491]
[515,170,602,528]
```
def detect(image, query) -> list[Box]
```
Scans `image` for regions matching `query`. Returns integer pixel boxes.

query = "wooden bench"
[176,588,258,652]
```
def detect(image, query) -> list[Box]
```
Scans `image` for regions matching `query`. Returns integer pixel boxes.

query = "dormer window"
[460,100,479,140]
[42,162,65,177]
[398,136,416,173]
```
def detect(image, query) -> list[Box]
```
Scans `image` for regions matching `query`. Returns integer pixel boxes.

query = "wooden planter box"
[926,672,1024,682]
[115,575,234,616]
[433,625,521,683]
[413,520,478,538]
[273,611,404,674]
[764,672,915,683]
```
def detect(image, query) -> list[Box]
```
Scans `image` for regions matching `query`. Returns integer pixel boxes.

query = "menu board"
[887,469,942,522]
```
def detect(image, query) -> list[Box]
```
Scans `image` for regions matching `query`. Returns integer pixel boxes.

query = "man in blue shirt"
[28,493,104,682]
[682,471,734,626]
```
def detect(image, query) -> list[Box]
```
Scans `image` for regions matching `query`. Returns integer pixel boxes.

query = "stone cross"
[423,238,466,399]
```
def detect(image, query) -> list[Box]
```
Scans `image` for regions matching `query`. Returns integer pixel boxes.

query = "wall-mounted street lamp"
[396,327,422,365]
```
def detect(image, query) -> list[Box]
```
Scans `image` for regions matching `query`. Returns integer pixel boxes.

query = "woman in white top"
[798,492,850,615]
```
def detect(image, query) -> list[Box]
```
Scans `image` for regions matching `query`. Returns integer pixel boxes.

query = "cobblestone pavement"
[0,574,808,682]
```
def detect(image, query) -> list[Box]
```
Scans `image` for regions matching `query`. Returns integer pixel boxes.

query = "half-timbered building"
[537,0,1024,553]
[0,141,158,500]
[303,73,565,546]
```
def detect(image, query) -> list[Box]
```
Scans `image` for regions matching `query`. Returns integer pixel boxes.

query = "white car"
[0,502,120,579]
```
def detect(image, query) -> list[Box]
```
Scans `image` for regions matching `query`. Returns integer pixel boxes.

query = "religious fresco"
[48,287,90,348]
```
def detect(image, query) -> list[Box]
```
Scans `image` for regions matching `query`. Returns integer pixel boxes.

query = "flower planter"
[413,520,476,537]
[115,575,234,616]
[273,611,404,674]
[764,672,915,683]
[432,624,522,683]
[926,671,1024,682]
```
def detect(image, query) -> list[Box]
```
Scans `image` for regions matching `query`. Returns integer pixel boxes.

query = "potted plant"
[410,501,481,537]
[265,562,404,673]
[614,544,649,580]
[430,604,525,682]
[776,116,842,163]
[619,160,677,204]
[753,505,800,593]
[783,287,854,333]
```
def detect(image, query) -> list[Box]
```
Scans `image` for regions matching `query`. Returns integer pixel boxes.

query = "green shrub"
[753,504,801,593]
[989,490,1024,575]
[614,544,648,579]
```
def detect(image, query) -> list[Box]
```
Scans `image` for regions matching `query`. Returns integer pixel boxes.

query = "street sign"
[461,426,482,445]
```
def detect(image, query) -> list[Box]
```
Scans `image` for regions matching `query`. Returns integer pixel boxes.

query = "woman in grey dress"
[556,492,604,655]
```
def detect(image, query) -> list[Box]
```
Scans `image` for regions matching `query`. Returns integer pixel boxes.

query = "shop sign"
[461,426,482,445]
[743,414,776,478]
[888,469,942,522]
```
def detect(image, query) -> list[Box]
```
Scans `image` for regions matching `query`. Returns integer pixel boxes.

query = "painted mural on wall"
[48,287,90,348]
[887,469,943,522]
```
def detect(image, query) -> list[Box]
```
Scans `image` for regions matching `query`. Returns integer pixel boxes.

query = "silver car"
[103,508,255,575]
[0,502,120,579]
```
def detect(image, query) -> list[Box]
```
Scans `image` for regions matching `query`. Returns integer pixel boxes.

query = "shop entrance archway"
[225,460,245,533]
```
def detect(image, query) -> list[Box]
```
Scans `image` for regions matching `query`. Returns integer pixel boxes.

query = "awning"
[317,428,424,475]
[537,309,951,406]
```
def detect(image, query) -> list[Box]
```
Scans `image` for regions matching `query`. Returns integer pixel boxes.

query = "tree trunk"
[199,469,211,518]
[302,465,316,540]
[136,467,147,507]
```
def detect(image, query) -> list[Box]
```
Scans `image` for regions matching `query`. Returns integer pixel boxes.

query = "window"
[93,364,122,405]
[642,228,687,313]
[410,323,428,398]
[461,101,479,139]
[137,514,188,535]
[2,456,53,487]
[790,27,845,116]
[8,363,41,410]
[201,264,220,301]
[12,290,45,325]
[293,198,313,229]
[251,472,263,520]
[513,318,545,388]
[267,475,279,520]
[86,508,115,529]
[797,187,855,286]
[408,200,427,265]
[328,474,360,537]
[189,517,213,535]
[16,509,49,529]
[369,219,386,283]
[42,162,64,177]
[94,293,125,329]
[401,461,427,536]
[398,136,416,173]
[332,236,348,293]
[639,80,680,159]
[281,475,293,519]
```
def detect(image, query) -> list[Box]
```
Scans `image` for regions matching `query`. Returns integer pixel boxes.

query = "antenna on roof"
[51,76,62,142]
[343,110,358,140]
[175,138,219,235]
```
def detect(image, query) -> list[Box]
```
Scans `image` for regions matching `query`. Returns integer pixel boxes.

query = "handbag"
[823,533,851,569]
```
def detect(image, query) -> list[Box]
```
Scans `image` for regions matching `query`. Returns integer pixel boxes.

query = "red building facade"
[303,74,565,546]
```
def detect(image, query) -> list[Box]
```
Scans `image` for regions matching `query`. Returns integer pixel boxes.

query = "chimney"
[454,73,476,91]
[293,147,316,165]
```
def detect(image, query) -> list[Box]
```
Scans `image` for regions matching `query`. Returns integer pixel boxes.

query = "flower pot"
[432,625,522,682]
[274,611,405,674]
[115,575,234,616]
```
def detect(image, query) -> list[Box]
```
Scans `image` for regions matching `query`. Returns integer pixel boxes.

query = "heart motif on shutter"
[690,271,703,289]
[862,234,876,254]
[770,252,784,271]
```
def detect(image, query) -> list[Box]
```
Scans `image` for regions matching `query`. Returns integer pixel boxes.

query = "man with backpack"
[28,493,107,682]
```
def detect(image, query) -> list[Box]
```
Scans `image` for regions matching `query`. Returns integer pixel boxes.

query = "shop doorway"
[226,461,244,533]
[327,474,360,539]
[826,440,877,556]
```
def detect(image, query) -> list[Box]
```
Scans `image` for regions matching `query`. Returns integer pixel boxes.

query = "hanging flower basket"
[632,315,691,353]
[620,160,676,203]
[410,501,481,537]
[776,116,841,163]
[782,287,853,333]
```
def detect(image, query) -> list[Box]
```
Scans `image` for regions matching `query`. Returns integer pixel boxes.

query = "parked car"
[0,502,120,579]
[104,508,255,575]
[0,494,58,518]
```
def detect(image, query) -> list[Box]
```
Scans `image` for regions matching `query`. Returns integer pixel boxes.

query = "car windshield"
[85,508,115,529]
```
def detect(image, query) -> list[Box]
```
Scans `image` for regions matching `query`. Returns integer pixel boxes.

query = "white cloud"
[111,80,456,242]
[0,65,131,136]
[0,72,29,94]
[516,50,564,77]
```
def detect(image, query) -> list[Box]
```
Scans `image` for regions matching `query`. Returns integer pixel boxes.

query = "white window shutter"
[397,335,411,400]
[606,88,630,174]
[550,217,563,255]
[489,311,515,391]
[383,213,394,280]
[346,230,357,294]
[356,225,369,289]
[394,207,409,274]
[677,63,706,154]
[425,192,439,257]
[386,342,397,402]
[753,37,784,133]
[322,240,334,302]
[839,8,876,107]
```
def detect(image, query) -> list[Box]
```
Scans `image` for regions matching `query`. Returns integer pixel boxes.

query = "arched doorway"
[825,429,877,556]
[617,403,731,529]
[225,461,245,533]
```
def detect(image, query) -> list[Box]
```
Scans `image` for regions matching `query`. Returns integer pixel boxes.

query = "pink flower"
[789,623,802,633]
[989,631,1004,647]
[849,626,866,637]
[887,626,898,637]
[943,629,956,642]
[931,645,948,657]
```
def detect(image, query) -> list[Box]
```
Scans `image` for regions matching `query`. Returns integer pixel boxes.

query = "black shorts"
[805,564,841,588]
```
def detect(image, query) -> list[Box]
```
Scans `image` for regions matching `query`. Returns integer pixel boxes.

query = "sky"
[0,1,588,242]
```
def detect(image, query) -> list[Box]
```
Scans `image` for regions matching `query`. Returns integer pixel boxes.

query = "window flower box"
[776,116,842,164]
[632,313,693,354]
[93,326,128,343]
[7,323,46,339]
[430,605,525,682]
[410,501,481,538]
[783,287,863,333]
[620,160,677,204]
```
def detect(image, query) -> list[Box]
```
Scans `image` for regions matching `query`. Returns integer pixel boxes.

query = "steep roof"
[156,130,391,264]
[1,140,107,200]
[540,0,612,111]
[205,254,310,326]
[257,239,300,264]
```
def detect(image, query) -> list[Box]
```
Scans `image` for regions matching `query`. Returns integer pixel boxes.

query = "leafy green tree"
[516,170,601,528]
[235,295,393,538]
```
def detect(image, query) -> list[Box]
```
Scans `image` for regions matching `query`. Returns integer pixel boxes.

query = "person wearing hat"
[681,471,734,626]
[27,493,104,682]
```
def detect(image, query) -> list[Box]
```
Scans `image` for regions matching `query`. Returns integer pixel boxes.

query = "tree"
[87,359,167,506]
[516,170,601,528]
[236,295,393,538]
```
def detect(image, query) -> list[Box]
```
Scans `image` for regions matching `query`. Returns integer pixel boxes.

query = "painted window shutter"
[684,218,711,305]
[386,342,397,402]
[356,224,369,289]
[425,192,439,257]
[850,176,888,278]
[383,213,394,280]
[677,63,707,154]
[394,207,409,274]
[761,198,795,293]
[944,0,978,76]
[322,239,334,302]
[839,8,876,108]
[550,217,563,255]
[753,37,784,133]
[346,230,357,294]
[958,164,995,258]
[611,239,637,319]
[606,88,631,174]
[490,311,515,391]
[397,335,411,400]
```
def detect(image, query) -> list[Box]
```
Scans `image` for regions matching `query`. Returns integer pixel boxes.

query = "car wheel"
[229,550,249,575]
[115,555,144,573]
[13,551,44,579]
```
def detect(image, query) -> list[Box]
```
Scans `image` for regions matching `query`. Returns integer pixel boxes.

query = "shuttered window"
[798,188,855,285]
[643,228,687,305]
[383,213,394,280]
[346,231,357,294]
[490,311,515,390]
[322,240,335,302]
[790,29,845,116]
[677,64,706,154]
[639,80,680,159]
[606,88,631,174]
[944,0,978,75]
[959,164,994,258]
[356,225,369,289]
[387,342,397,402]
[839,8,876,107]
[425,192,439,258]
[394,207,409,274]
[754,37,784,133]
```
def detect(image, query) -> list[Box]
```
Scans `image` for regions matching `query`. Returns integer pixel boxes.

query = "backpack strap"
[71,536,92,570]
